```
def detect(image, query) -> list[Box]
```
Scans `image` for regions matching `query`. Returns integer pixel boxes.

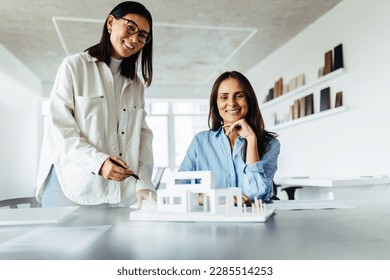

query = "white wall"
[0,44,43,199]
[246,0,390,179]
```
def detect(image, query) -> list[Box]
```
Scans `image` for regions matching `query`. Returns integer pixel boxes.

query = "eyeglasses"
[119,17,151,44]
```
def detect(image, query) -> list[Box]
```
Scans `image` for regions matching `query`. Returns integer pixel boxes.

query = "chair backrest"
[152,167,166,190]
[271,181,280,200]
[0,197,41,209]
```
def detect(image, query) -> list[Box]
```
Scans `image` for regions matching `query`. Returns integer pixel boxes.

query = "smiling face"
[107,13,150,59]
[216,77,248,125]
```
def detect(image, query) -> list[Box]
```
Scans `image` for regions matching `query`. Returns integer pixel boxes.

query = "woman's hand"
[241,193,252,206]
[99,156,134,181]
[224,119,255,140]
[224,119,259,164]
[234,193,252,207]
[200,192,252,207]
[136,189,157,209]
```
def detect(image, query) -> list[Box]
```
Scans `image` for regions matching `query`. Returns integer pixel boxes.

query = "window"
[145,99,209,170]
[147,115,169,167]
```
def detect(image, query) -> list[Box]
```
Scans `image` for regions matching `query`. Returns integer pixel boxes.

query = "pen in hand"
[109,158,140,180]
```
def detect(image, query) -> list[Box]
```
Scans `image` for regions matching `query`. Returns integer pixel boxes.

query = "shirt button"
[119,153,122,156]
[123,108,126,111]
[121,131,125,135]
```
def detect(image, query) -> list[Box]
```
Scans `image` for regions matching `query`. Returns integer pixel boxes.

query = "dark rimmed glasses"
[119,17,151,44]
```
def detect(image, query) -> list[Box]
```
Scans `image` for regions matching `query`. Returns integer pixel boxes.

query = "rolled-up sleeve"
[242,139,280,201]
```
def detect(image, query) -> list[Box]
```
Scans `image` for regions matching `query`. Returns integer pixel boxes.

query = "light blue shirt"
[178,128,280,201]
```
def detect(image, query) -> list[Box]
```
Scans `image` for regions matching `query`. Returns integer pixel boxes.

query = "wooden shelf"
[261,68,347,109]
[267,105,349,131]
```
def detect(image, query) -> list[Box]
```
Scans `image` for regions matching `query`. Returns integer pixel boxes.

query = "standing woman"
[179,71,280,203]
[36,1,155,207]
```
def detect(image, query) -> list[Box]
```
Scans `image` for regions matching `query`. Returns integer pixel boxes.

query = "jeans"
[42,165,111,208]
[41,165,79,208]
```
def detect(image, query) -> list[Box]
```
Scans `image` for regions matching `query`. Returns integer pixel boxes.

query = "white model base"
[129,205,275,223]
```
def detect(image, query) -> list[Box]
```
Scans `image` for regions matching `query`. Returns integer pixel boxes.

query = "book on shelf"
[305,93,314,116]
[273,77,283,98]
[278,78,284,96]
[293,99,300,119]
[288,77,297,92]
[264,88,274,102]
[287,74,305,93]
[320,87,331,112]
[323,50,333,75]
[318,66,324,78]
[333,44,344,71]
[335,91,343,107]
[296,73,305,87]
[299,97,306,118]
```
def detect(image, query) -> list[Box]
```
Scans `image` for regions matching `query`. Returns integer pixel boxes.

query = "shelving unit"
[267,105,349,131]
[261,67,348,130]
[261,67,346,109]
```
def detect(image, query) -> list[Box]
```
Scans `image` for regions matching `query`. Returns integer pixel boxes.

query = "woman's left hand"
[136,189,157,209]
[224,119,255,139]
[233,193,252,207]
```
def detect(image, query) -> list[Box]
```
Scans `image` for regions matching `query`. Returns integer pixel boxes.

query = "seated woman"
[178,71,280,205]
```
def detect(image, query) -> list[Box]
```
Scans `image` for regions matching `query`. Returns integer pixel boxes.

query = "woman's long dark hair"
[85,1,153,86]
[208,71,277,160]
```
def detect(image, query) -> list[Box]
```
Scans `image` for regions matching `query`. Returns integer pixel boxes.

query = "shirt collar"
[84,51,135,84]
[85,51,98,62]
[211,127,224,137]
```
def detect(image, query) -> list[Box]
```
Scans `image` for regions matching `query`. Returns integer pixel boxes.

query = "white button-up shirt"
[36,52,154,206]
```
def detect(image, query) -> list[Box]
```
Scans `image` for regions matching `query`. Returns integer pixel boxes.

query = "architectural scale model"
[129,171,275,222]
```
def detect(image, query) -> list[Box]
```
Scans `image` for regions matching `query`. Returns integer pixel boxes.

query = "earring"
[108,29,111,34]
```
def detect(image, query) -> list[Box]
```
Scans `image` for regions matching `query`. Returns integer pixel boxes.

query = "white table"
[1,200,390,260]
[274,176,390,200]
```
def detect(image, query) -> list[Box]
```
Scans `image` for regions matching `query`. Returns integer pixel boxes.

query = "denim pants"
[41,165,79,208]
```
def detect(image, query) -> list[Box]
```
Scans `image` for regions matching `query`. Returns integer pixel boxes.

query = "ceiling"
[0,0,343,97]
